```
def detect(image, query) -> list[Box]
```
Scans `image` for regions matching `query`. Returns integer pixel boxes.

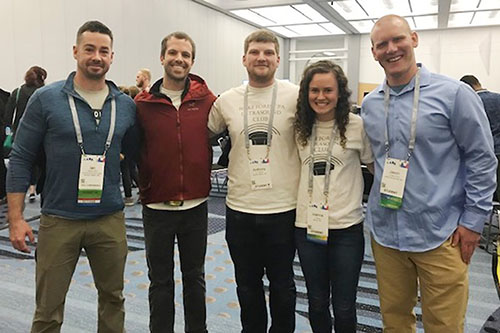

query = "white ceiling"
[193,0,500,37]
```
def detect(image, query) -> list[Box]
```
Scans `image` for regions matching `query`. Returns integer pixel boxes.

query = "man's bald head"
[371,15,412,45]
[370,14,419,86]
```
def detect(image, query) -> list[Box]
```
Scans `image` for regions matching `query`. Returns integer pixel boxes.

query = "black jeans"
[225,206,296,333]
[143,202,208,333]
[295,223,365,333]
[120,159,132,198]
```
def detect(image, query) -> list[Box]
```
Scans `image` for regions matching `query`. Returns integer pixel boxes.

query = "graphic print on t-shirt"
[303,131,343,175]
[303,155,343,175]
[242,124,280,145]
[240,102,284,145]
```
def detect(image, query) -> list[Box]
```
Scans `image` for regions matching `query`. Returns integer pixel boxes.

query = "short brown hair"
[160,32,196,60]
[76,20,113,46]
[244,29,280,55]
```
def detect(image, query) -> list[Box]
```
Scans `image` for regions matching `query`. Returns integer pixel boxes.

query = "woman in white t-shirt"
[294,60,373,333]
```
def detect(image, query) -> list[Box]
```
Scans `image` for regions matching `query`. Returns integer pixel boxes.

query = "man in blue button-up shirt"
[361,15,497,333]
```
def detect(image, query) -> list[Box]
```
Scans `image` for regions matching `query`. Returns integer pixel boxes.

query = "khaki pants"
[32,211,128,333]
[371,236,468,333]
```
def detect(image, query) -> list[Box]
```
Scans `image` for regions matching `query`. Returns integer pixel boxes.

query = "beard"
[247,70,275,85]
[80,61,108,81]
[165,65,188,84]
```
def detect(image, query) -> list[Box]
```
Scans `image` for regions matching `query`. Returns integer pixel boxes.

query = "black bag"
[217,131,231,167]
[3,87,21,158]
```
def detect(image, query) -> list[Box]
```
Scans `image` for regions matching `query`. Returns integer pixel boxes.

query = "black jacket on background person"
[4,84,37,137]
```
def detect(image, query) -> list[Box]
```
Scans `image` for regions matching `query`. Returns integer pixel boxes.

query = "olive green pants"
[32,211,127,333]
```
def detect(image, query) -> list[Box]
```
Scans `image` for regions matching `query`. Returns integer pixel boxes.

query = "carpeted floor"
[0,190,498,332]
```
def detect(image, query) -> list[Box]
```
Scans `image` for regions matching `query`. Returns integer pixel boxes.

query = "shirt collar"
[378,63,431,95]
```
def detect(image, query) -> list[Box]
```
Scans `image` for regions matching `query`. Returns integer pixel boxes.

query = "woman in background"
[294,60,373,332]
[5,65,47,202]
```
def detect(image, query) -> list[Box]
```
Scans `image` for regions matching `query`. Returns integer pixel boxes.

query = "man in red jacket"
[135,31,216,333]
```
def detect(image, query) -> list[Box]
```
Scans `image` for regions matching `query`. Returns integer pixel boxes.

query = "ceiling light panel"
[320,22,346,34]
[471,10,500,26]
[448,12,474,27]
[413,15,438,29]
[251,5,324,26]
[230,9,276,26]
[356,0,412,18]
[268,26,300,38]
[286,24,333,36]
[292,4,328,22]
[329,1,369,20]
[348,19,375,33]
[409,0,439,15]
[450,0,500,12]
[478,0,500,10]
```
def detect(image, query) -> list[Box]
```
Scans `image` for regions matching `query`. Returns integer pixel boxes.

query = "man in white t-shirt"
[208,29,300,332]
[135,32,216,333]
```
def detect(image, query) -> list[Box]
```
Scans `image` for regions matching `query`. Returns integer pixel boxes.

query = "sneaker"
[124,197,134,206]
[29,193,36,203]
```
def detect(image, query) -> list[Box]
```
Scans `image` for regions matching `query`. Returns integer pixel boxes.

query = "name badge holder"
[244,82,277,190]
[306,124,336,244]
[379,69,420,209]
[68,94,116,206]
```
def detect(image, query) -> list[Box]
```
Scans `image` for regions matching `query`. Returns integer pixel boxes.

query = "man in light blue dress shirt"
[361,15,497,333]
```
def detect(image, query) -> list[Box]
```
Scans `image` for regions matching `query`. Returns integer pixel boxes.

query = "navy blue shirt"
[477,89,500,155]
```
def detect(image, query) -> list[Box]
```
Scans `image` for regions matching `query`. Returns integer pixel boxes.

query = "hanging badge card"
[307,204,328,244]
[249,158,272,190]
[78,154,105,205]
[380,157,409,209]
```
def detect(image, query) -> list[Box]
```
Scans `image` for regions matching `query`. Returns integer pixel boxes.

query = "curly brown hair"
[294,60,351,148]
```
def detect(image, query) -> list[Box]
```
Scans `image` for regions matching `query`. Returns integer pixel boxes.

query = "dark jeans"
[225,206,296,333]
[120,159,132,198]
[143,202,208,333]
[295,223,365,333]
[496,155,500,202]
[0,158,5,198]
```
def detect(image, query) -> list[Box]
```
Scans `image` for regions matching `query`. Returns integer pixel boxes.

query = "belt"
[165,200,184,207]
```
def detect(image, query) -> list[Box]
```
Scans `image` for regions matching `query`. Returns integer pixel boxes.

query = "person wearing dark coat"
[4,66,47,202]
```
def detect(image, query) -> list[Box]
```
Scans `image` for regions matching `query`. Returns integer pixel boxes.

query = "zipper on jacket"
[176,108,184,200]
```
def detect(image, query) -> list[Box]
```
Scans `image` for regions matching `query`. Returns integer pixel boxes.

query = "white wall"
[0,0,284,95]
[359,25,500,92]
[289,35,361,102]
[3,1,500,95]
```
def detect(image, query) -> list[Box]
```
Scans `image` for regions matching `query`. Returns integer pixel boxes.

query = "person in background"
[361,15,497,332]
[294,60,373,333]
[7,20,136,332]
[5,66,47,202]
[129,85,140,99]
[117,85,135,206]
[0,88,9,203]
[208,29,299,332]
[136,68,151,92]
[460,74,500,201]
[135,31,216,333]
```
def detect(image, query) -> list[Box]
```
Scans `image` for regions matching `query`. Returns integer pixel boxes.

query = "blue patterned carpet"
[0,191,498,332]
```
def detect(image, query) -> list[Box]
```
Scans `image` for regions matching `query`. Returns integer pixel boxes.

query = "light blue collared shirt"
[361,65,497,252]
